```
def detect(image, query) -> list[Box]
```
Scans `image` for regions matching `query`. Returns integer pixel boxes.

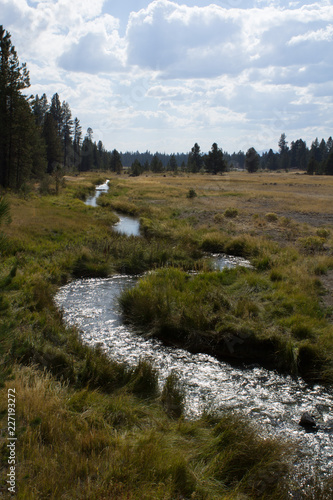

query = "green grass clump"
[265,212,278,222]
[119,260,333,380]
[224,207,238,218]
[298,235,325,253]
[160,371,185,419]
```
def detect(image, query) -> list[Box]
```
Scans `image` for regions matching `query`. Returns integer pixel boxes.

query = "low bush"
[265,212,278,222]
[224,207,238,218]
[316,228,330,239]
[186,188,197,198]
[298,236,325,253]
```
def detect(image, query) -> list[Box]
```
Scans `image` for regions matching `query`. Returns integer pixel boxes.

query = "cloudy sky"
[1,0,333,154]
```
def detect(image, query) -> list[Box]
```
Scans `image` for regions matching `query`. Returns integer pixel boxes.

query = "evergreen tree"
[245,147,259,173]
[168,154,178,172]
[150,154,163,173]
[42,113,62,174]
[32,94,49,127]
[205,143,227,174]
[278,133,289,170]
[324,151,333,175]
[230,151,245,170]
[310,138,321,163]
[50,93,62,135]
[110,149,122,174]
[130,159,142,176]
[80,133,94,172]
[265,148,279,170]
[73,117,82,170]
[0,26,31,188]
[187,143,202,173]
[307,157,317,175]
[61,101,73,169]
[289,139,307,170]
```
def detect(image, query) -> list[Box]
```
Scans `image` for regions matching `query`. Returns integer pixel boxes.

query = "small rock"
[299,412,317,430]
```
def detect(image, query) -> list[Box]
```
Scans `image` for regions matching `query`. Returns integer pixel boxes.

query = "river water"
[55,274,333,481]
[64,181,333,481]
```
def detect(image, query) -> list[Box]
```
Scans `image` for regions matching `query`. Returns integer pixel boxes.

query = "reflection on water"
[209,253,252,270]
[85,180,110,207]
[55,275,333,480]
[113,214,140,236]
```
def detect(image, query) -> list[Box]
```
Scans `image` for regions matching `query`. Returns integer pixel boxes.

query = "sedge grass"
[0,171,333,497]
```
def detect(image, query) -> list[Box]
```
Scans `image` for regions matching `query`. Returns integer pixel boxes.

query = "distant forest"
[1,25,333,191]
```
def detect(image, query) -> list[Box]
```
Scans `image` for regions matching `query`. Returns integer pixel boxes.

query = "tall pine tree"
[0,26,31,188]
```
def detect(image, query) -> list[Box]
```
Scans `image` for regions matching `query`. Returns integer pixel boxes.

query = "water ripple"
[55,275,333,479]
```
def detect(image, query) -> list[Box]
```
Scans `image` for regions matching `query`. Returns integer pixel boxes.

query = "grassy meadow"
[0,170,333,498]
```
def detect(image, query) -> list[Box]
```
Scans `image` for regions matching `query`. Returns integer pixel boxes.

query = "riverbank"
[0,172,332,498]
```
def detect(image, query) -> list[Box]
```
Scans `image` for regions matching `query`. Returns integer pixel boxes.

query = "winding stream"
[55,275,333,480]
[66,181,333,480]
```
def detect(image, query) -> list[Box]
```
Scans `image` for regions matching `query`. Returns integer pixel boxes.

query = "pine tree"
[80,133,94,172]
[168,154,178,172]
[43,113,62,174]
[32,94,49,127]
[187,143,202,173]
[324,151,333,175]
[205,143,227,174]
[61,101,73,169]
[278,133,289,170]
[245,147,259,173]
[0,26,30,188]
[50,93,62,136]
[73,117,82,170]
[110,149,122,174]
[150,154,163,173]
[306,156,317,175]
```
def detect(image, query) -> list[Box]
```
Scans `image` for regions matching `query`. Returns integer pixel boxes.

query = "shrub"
[201,232,226,253]
[265,212,278,222]
[213,213,224,224]
[39,175,53,195]
[298,236,325,253]
[187,188,197,199]
[225,237,252,257]
[316,228,330,240]
[224,207,238,218]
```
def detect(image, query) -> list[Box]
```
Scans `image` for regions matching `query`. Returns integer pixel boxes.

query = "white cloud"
[1,0,332,153]
[126,1,333,80]
[58,32,124,74]
[288,23,333,44]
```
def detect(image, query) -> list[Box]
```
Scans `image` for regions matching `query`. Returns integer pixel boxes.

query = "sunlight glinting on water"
[55,274,333,479]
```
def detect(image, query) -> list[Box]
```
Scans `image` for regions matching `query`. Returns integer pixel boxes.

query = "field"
[0,170,333,498]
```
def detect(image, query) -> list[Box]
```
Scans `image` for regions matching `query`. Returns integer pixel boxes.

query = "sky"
[1,0,333,154]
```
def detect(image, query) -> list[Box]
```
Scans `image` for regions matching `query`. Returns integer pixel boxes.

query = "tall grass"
[0,365,295,499]
[0,172,332,497]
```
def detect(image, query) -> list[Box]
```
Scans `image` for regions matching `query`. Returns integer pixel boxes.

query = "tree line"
[259,133,333,175]
[1,25,332,192]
